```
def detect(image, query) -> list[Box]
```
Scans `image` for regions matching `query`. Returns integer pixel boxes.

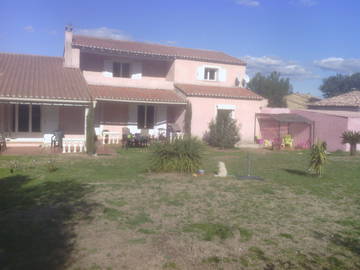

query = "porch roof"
[89,85,187,104]
[0,53,91,104]
[175,83,263,100]
[256,113,312,124]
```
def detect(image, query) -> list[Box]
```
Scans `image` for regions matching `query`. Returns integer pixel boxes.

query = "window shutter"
[146,106,155,129]
[137,105,145,129]
[219,68,227,82]
[103,60,113,77]
[122,63,130,78]
[131,62,142,79]
[196,66,205,80]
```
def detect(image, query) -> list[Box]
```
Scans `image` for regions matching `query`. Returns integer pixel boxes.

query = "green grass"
[0,147,360,269]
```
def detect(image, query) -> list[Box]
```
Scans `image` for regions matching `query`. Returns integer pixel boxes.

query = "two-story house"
[0,26,267,148]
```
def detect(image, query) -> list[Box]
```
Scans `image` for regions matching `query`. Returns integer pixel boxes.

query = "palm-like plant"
[341,131,360,156]
[309,141,327,177]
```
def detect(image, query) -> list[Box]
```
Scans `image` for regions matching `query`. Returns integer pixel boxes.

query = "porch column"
[15,104,19,132]
[84,107,89,139]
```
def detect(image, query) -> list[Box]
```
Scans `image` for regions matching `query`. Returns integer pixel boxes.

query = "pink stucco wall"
[292,109,349,151]
[167,105,186,130]
[59,106,85,136]
[347,117,360,151]
[173,59,246,87]
[95,102,129,136]
[80,52,174,89]
[79,51,246,90]
[188,97,267,143]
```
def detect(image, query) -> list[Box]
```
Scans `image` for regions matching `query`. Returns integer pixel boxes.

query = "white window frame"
[113,62,130,78]
[216,104,236,119]
[204,67,219,81]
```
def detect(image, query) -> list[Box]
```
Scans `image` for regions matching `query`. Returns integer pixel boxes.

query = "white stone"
[215,161,227,177]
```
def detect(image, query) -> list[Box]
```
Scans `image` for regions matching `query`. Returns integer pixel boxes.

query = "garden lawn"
[0,148,359,270]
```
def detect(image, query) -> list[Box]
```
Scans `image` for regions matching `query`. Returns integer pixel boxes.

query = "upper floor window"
[113,62,130,78]
[204,68,218,81]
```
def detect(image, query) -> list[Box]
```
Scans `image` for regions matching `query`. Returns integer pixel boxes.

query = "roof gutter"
[95,97,187,105]
[0,97,91,106]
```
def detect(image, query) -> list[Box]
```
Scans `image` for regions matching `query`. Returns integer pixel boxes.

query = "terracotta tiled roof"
[175,83,263,100]
[89,85,186,104]
[310,91,360,108]
[0,53,90,102]
[72,35,245,66]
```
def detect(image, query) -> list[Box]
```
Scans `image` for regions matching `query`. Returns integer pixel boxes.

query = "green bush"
[205,110,240,148]
[150,137,203,173]
[309,141,327,177]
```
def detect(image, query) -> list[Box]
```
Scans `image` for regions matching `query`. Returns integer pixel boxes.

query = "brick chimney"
[64,25,73,67]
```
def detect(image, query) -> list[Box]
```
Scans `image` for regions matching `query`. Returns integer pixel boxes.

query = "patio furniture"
[51,130,64,149]
[0,133,7,152]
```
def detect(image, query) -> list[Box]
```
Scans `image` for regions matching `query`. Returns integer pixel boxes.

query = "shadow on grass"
[331,233,360,256]
[283,169,308,176]
[0,174,96,270]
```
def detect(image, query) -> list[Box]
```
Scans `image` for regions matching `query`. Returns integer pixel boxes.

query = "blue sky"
[1,0,359,97]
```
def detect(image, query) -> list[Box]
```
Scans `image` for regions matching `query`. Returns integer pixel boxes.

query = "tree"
[341,131,360,156]
[184,101,192,137]
[247,71,293,107]
[205,110,240,148]
[320,73,360,98]
[86,104,96,155]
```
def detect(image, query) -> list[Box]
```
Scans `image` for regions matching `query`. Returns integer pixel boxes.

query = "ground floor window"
[216,104,235,119]
[137,105,155,129]
[11,104,41,132]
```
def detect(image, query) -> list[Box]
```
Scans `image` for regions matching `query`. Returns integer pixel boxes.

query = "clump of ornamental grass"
[46,159,58,173]
[309,141,327,177]
[150,137,203,173]
[341,130,360,156]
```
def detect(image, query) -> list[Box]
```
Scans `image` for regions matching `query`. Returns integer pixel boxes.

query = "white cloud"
[291,0,317,7]
[236,0,260,7]
[314,57,360,73]
[243,55,316,79]
[76,27,131,40]
[24,25,34,32]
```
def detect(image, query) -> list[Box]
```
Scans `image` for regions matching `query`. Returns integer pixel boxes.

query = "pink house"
[0,26,267,150]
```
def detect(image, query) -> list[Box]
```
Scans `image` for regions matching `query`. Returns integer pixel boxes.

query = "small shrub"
[150,137,203,173]
[46,160,58,173]
[205,110,240,148]
[309,141,327,177]
[341,130,360,156]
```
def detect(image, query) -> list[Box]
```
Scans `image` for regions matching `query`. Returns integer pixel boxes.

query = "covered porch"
[0,52,93,154]
[0,101,89,152]
[255,113,314,149]
[89,85,187,143]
